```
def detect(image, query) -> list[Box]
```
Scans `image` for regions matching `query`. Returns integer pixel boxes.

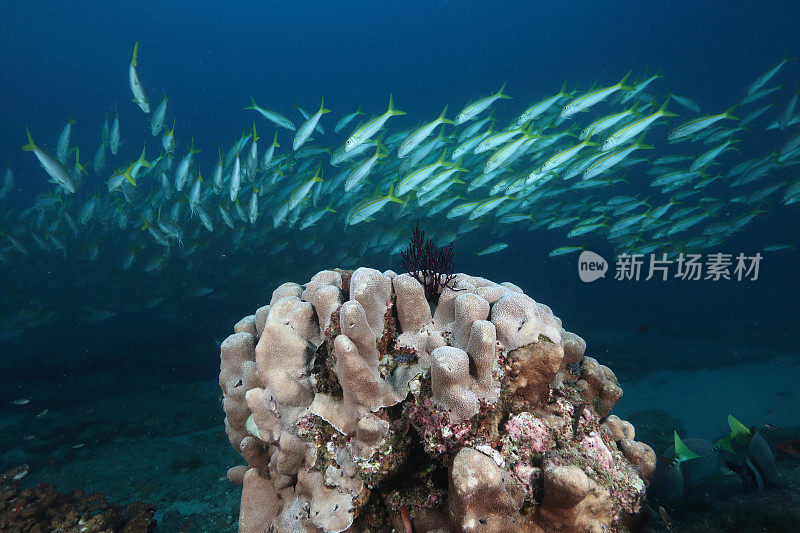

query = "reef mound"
[220,267,655,532]
[0,465,156,532]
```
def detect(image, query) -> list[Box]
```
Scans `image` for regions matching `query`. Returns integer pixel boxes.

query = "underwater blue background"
[4,0,800,176]
[1,1,799,530]
[2,0,798,370]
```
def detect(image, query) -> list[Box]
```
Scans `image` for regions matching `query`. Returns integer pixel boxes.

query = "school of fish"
[1,44,799,339]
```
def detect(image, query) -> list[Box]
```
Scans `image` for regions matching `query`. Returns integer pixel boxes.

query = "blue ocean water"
[1,1,799,531]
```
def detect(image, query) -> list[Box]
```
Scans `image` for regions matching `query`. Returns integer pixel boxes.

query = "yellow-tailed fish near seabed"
[470,196,514,219]
[562,152,604,180]
[107,163,137,191]
[740,84,784,106]
[548,216,583,230]
[396,150,455,196]
[402,129,446,168]
[93,141,107,174]
[778,87,799,130]
[247,187,259,224]
[584,135,653,180]
[648,195,681,220]
[667,91,701,113]
[417,177,464,206]
[567,219,608,238]
[397,105,454,158]
[538,136,598,175]
[229,152,241,201]
[621,71,664,103]
[667,210,714,236]
[245,96,296,131]
[417,162,466,197]
[581,101,642,141]
[101,114,110,145]
[446,200,482,219]
[288,168,324,211]
[161,120,175,153]
[426,195,460,217]
[23,127,76,194]
[176,139,201,192]
[559,72,633,119]
[211,148,224,192]
[763,243,796,252]
[455,83,512,125]
[745,182,783,205]
[650,169,701,188]
[109,113,121,155]
[3,232,28,254]
[690,136,740,172]
[610,210,651,235]
[514,81,569,127]
[483,123,536,174]
[218,204,235,229]
[140,214,171,246]
[602,99,678,151]
[345,182,404,225]
[151,94,168,136]
[345,145,387,192]
[129,41,150,113]
[300,205,337,230]
[130,144,152,179]
[295,104,326,135]
[189,172,203,213]
[451,130,491,160]
[293,97,331,151]
[245,122,259,174]
[474,122,530,154]
[56,117,76,164]
[0,167,13,200]
[335,107,364,133]
[70,147,88,186]
[458,110,496,142]
[747,52,796,96]
[272,200,290,228]
[79,196,98,225]
[345,95,406,152]
[261,132,279,169]
[476,242,509,255]
[667,105,739,141]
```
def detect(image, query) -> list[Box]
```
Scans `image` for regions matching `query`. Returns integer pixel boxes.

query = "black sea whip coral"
[400,221,458,301]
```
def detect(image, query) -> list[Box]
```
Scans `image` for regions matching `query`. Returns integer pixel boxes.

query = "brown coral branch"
[400,221,459,300]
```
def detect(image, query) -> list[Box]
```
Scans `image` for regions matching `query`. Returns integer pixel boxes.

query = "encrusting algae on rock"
[219,266,656,532]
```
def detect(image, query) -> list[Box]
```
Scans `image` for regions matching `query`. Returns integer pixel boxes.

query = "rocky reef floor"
[1,330,797,532]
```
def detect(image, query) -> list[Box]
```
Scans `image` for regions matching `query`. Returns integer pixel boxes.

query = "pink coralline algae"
[581,430,615,472]
[581,431,614,472]
[219,267,656,532]
[505,413,551,454]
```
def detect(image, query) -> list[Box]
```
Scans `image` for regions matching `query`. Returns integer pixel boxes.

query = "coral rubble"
[0,466,156,532]
[220,267,655,532]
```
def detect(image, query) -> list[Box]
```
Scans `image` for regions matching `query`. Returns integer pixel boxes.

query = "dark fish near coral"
[658,506,673,531]
[776,439,800,457]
